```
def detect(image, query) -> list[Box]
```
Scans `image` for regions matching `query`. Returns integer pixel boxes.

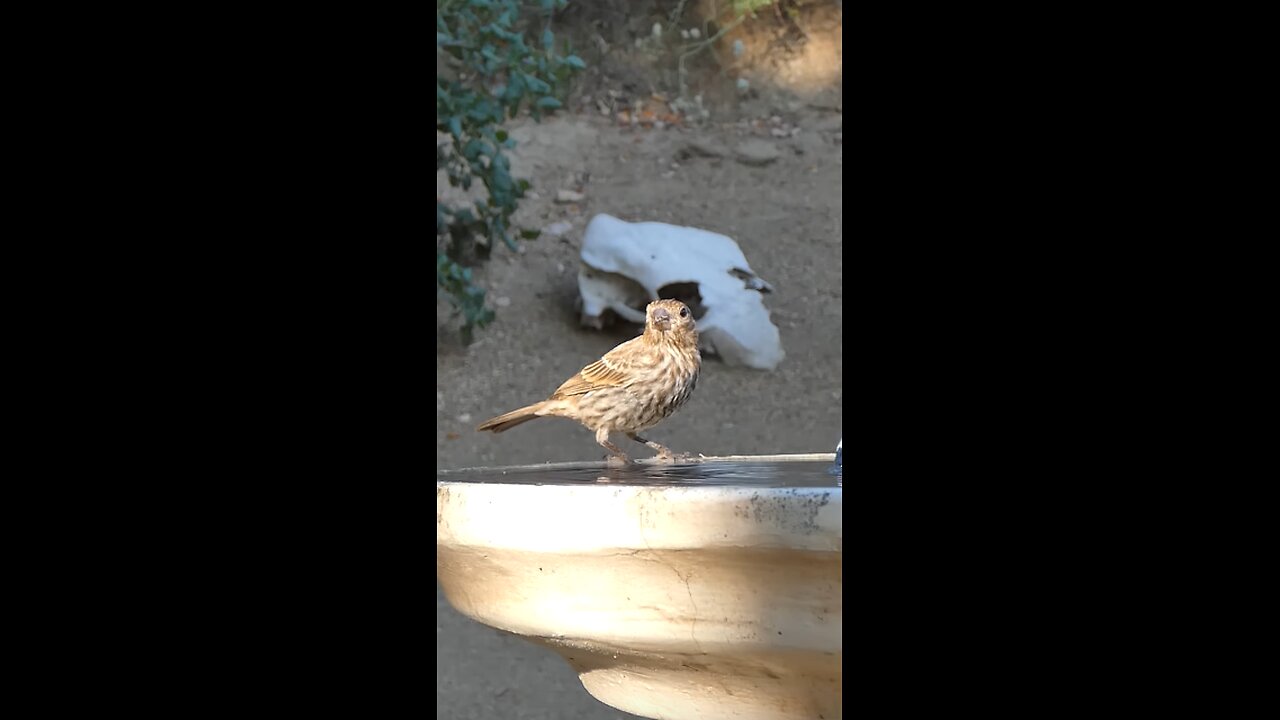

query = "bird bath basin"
[436,454,842,720]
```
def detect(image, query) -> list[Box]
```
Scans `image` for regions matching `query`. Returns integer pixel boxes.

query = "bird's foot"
[605,454,631,468]
[652,450,695,463]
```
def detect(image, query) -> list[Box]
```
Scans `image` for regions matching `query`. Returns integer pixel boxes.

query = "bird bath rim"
[438,452,839,488]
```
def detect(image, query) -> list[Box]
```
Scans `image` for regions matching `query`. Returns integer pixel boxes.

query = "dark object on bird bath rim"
[437,453,842,720]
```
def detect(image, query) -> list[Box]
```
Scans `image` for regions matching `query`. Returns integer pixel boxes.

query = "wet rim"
[438,452,837,476]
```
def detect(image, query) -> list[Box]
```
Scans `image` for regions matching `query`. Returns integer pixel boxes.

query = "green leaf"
[522,73,551,94]
[504,73,526,100]
[520,228,541,240]
[490,26,521,43]
[535,96,562,109]
[542,28,554,50]
[563,54,586,69]
[469,98,498,122]
[495,129,508,142]
[448,116,462,138]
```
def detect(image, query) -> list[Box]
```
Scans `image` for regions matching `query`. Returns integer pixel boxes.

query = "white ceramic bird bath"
[436,454,842,720]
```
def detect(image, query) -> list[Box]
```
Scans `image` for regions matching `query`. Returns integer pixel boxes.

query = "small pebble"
[545,221,573,237]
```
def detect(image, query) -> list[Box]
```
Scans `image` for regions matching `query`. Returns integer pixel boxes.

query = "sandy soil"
[438,3,841,716]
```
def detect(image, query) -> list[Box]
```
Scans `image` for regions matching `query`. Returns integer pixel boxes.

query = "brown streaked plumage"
[477,298,701,463]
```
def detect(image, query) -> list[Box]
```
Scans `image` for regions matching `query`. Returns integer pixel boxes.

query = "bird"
[477,298,701,463]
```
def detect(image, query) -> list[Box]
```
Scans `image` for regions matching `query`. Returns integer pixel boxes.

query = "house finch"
[477,299,701,463]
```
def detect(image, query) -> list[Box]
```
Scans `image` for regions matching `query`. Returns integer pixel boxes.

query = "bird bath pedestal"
[436,454,842,720]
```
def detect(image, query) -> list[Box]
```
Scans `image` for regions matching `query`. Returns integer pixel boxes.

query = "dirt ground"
[438,2,841,717]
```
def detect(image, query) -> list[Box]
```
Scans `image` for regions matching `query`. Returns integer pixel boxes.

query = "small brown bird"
[477,298,701,463]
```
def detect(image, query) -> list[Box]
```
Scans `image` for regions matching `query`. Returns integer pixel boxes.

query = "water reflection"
[439,457,841,488]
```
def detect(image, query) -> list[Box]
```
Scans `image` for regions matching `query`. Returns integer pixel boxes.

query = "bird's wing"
[550,338,643,398]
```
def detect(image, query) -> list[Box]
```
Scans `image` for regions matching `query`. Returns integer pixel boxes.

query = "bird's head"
[644,299,697,340]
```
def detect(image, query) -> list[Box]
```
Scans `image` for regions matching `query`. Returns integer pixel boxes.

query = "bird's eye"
[679,307,689,318]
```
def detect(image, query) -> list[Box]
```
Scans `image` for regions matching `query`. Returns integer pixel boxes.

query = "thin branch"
[669,0,691,25]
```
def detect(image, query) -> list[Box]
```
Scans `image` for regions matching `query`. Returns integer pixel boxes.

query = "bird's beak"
[652,307,671,329]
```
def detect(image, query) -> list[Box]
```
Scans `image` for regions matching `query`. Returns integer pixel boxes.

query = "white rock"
[734,139,780,166]
[545,221,574,237]
[690,28,701,39]
[577,214,785,370]
[495,296,511,307]
[555,189,585,203]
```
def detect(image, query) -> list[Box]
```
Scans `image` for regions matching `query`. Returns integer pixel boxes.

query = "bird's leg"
[597,427,630,465]
[627,432,690,461]
[627,432,671,456]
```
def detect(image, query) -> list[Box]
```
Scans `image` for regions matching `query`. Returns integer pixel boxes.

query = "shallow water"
[438,455,842,487]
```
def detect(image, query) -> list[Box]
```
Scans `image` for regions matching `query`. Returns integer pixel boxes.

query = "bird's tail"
[476,402,546,433]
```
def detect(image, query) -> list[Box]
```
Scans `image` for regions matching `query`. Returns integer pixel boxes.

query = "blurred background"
[438,1,841,716]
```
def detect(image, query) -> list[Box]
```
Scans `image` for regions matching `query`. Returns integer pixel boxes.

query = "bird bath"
[436,454,842,720]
